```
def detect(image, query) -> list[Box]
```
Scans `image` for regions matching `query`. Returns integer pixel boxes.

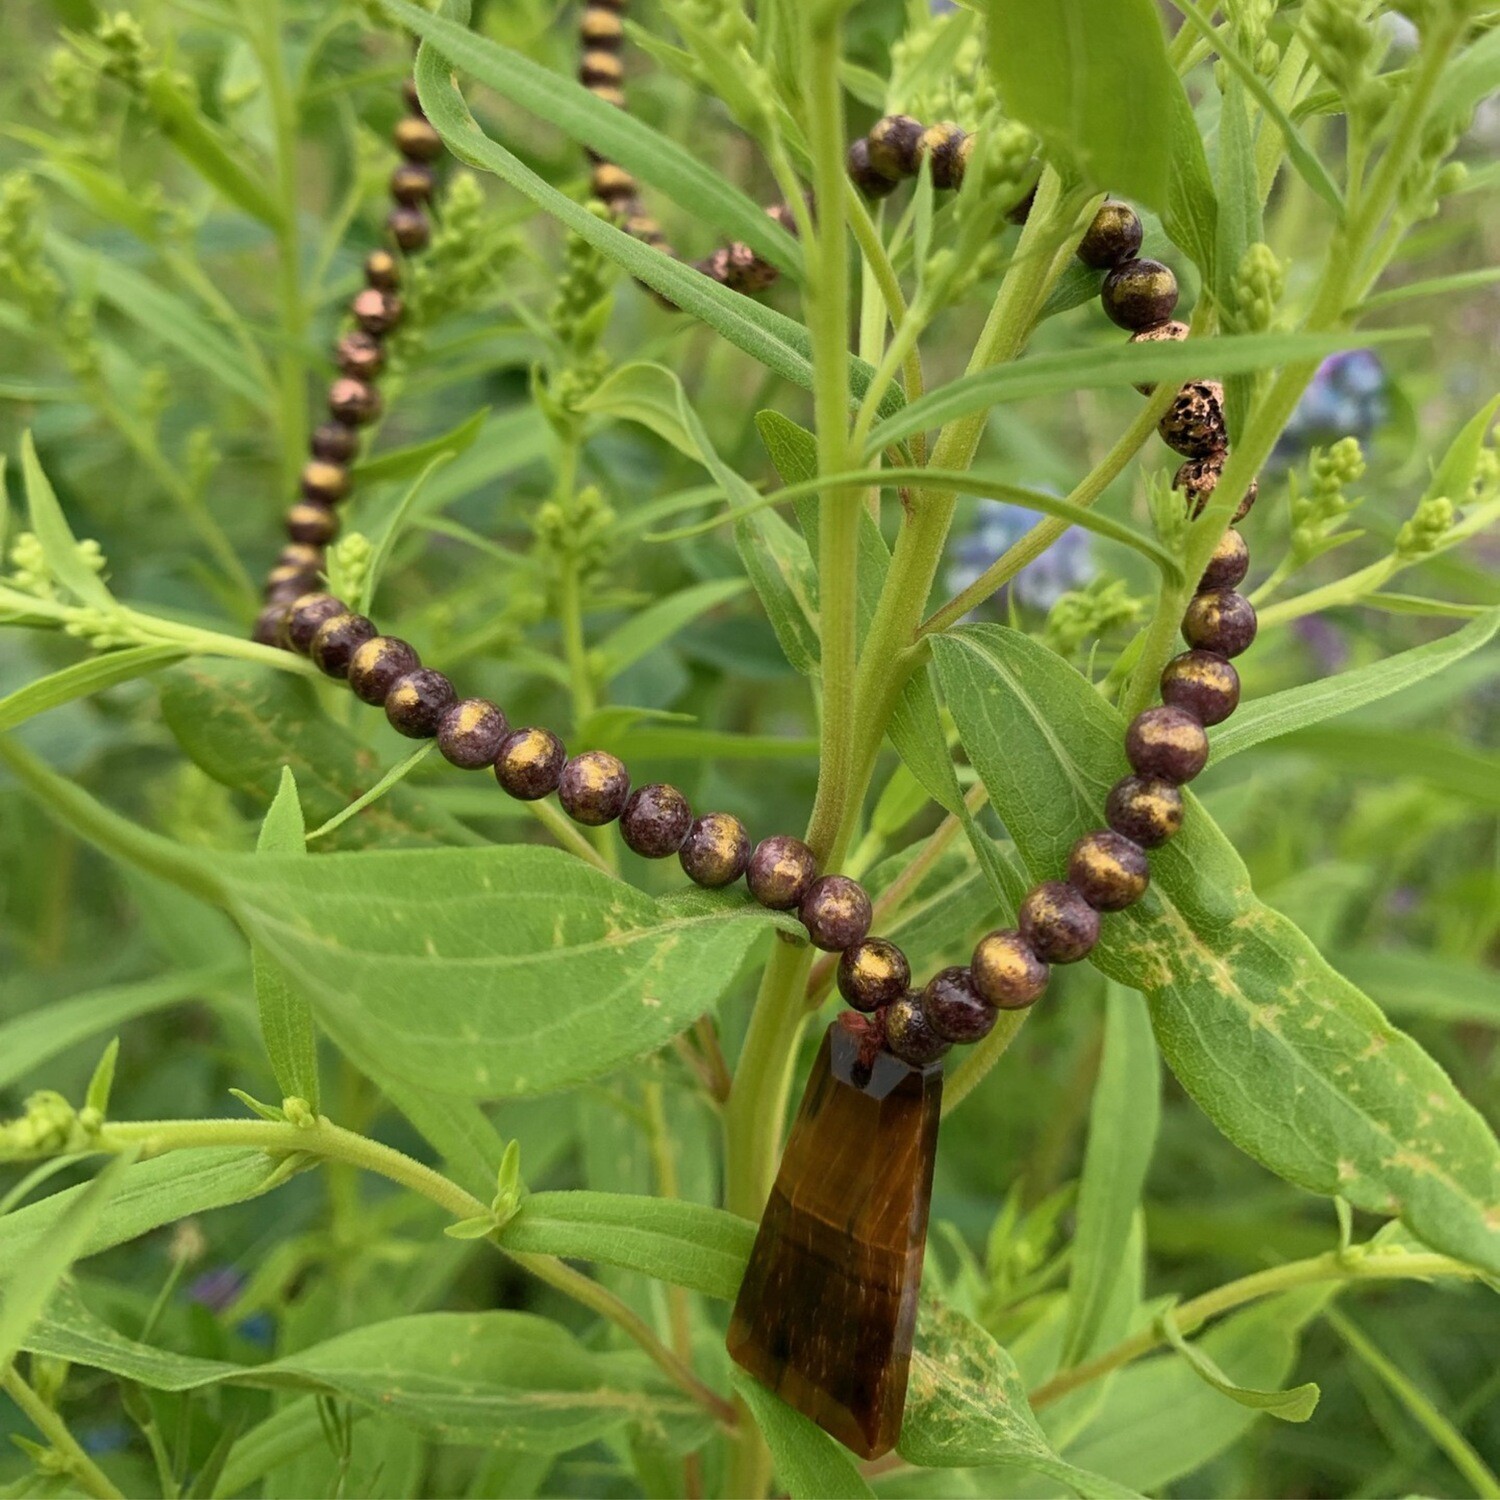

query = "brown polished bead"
[390,161,434,205]
[623,211,667,248]
[590,162,637,205]
[727,1017,942,1460]
[494,727,567,801]
[310,612,376,679]
[328,378,382,426]
[253,602,291,646]
[265,562,317,596]
[352,287,403,336]
[334,330,385,381]
[920,122,967,190]
[847,137,899,199]
[558,750,631,826]
[311,421,359,463]
[1105,774,1184,848]
[590,84,627,109]
[1128,318,1191,393]
[1101,257,1180,331]
[881,992,951,1067]
[300,459,350,504]
[282,592,345,653]
[837,937,911,1013]
[970,929,1049,1010]
[1019,880,1100,964]
[799,874,873,953]
[1182,588,1257,658]
[277,542,323,573]
[437,697,509,769]
[579,7,624,47]
[348,635,420,705]
[1159,381,1226,459]
[365,249,401,292]
[747,834,818,911]
[388,206,431,253]
[285,501,339,546]
[386,668,457,738]
[1068,830,1150,912]
[721,242,779,294]
[923,967,996,1044]
[1200,527,1251,591]
[1077,200,1144,269]
[679,812,751,888]
[579,48,624,86]
[1161,649,1241,726]
[394,116,442,162]
[867,115,925,180]
[620,783,694,858]
[1126,706,1210,783]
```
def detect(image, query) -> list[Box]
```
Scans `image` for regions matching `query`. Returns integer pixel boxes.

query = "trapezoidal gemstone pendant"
[726,1014,943,1459]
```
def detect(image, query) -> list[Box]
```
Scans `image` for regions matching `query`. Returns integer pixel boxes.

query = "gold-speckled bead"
[1128,318,1190,393]
[348,635,421,706]
[970,929,1049,1010]
[590,162,637,204]
[747,834,817,911]
[920,121,967,190]
[799,874,872,952]
[866,114,925,180]
[1019,880,1100,964]
[1159,381,1226,459]
[837,937,911,1012]
[1067,830,1150,911]
[579,8,624,48]
[494,727,566,801]
[580,48,624,86]
[558,749,631,825]
[437,697,509,769]
[1105,774,1184,849]
[1161,649,1241,725]
[1125,706,1210,784]
[679,812,751,888]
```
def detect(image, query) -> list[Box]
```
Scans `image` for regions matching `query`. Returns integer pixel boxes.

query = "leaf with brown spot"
[934,625,1500,1275]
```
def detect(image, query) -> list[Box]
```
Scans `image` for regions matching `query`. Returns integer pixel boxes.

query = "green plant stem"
[525,797,614,872]
[97,1116,734,1427]
[1028,1249,1486,1411]
[256,0,310,493]
[1325,1305,1500,1500]
[942,1009,1030,1117]
[1,1366,125,1500]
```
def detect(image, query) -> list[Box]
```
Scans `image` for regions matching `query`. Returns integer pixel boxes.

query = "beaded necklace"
[250,10,1260,1463]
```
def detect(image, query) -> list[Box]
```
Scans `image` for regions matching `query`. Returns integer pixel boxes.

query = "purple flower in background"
[946,502,1093,615]
[1293,614,1349,675]
[188,1266,244,1313]
[1276,350,1389,459]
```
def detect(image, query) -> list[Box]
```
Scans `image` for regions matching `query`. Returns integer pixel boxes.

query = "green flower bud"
[1231,242,1285,332]
[1042,577,1145,659]
[1394,493,1454,559]
[95,11,153,91]
[1302,0,1379,101]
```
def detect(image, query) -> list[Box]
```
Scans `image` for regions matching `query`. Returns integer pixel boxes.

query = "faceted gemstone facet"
[726,1017,943,1459]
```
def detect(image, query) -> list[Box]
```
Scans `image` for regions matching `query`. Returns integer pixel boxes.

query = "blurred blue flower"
[1293,614,1349,675]
[1276,350,1388,459]
[81,1423,133,1456]
[187,1266,243,1313]
[946,502,1093,614]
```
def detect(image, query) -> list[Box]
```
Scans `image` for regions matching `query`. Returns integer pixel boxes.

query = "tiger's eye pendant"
[727,1015,944,1459]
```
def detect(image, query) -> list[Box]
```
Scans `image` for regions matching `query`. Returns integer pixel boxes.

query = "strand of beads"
[251,75,444,641]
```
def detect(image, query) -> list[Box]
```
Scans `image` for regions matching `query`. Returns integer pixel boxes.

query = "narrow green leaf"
[1336,950,1500,1027]
[1215,73,1261,439]
[1158,1308,1320,1421]
[408,49,897,416]
[933,625,1500,1275]
[252,769,320,1112]
[20,432,115,612]
[1212,607,1500,763]
[0,967,238,1094]
[901,1300,1142,1499]
[734,508,822,674]
[83,1038,120,1117]
[864,330,1419,455]
[1424,393,1500,504]
[28,1289,708,1457]
[304,743,437,842]
[356,453,458,614]
[1359,266,1500,314]
[1060,985,1160,1367]
[1169,0,1344,216]
[1266,725,1500,809]
[0,1151,297,1282]
[354,405,488,485]
[1163,83,1219,276]
[143,71,286,230]
[734,1371,874,1500]
[595,579,749,679]
[0,1153,132,1372]
[1430,23,1500,132]
[381,0,801,280]
[48,235,273,410]
[0,645,187,733]
[499,1192,754,1301]
[987,0,1176,211]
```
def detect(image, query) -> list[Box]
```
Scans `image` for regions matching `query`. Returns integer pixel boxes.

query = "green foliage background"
[0,0,1496,1496]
